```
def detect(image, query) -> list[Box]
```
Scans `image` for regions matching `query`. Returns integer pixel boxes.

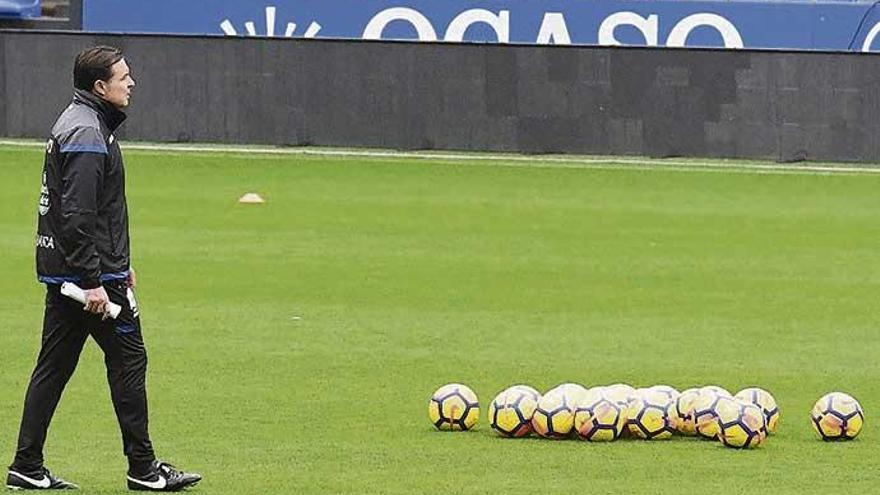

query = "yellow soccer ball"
[603,383,637,408]
[718,402,768,449]
[693,392,739,440]
[510,384,541,399]
[673,388,702,436]
[489,385,540,438]
[428,383,479,431]
[547,383,588,403]
[532,387,577,439]
[649,385,681,402]
[700,385,732,397]
[603,384,637,436]
[811,392,864,441]
[735,387,780,435]
[626,389,676,440]
[574,388,626,441]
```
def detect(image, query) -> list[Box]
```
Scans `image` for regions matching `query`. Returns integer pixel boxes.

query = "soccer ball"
[735,387,780,435]
[700,385,732,397]
[649,385,681,402]
[574,388,626,441]
[428,383,479,431]
[718,402,768,449]
[532,387,577,439]
[693,392,739,440]
[546,383,588,403]
[489,386,540,438]
[811,392,864,441]
[626,389,676,440]
[604,384,637,435]
[510,384,541,399]
[603,383,637,407]
[673,388,702,436]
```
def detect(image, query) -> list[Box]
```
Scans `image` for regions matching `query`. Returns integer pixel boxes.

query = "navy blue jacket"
[36,89,130,289]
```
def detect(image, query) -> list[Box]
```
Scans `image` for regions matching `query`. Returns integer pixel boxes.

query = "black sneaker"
[6,468,78,490]
[126,461,201,492]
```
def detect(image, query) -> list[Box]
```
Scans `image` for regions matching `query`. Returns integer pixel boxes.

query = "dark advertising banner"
[4,31,880,162]
[82,0,880,52]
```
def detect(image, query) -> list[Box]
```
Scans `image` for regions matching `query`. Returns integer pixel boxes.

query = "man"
[7,46,201,492]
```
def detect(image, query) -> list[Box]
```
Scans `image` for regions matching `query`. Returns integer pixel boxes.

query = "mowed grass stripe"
[1,146,878,494]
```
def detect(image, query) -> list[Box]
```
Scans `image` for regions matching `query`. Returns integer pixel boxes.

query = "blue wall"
[82,0,880,52]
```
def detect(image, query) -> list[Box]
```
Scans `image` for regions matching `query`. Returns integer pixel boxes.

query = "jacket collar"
[73,89,127,132]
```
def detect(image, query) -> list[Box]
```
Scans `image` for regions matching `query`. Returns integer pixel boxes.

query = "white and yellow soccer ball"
[603,384,637,436]
[693,391,739,440]
[510,384,541,399]
[623,388,650,434]
[603,383,637,408]
[649,385,681,403]
[532,387,578,439]
[700,385,732,398]
[547,383,588,403]
[626,389,676,440]
[574,388,626,441]
[811,392,864,441]
[717,401,767,449]
[673,388,702,436]
[428,383,480,431]
[488,385,541,438]
[735,387,780,435]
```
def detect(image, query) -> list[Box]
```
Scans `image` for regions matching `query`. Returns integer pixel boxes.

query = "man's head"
[74,46,135,110]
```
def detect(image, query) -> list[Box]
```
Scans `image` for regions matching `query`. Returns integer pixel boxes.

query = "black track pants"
[11,281,155,476]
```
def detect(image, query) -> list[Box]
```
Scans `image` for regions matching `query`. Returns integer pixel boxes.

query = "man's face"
[95,58,135,109]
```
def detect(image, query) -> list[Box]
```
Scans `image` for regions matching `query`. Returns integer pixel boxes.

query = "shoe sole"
[174,478,200,492]
[126,480,200,492]
[7,484,78,491]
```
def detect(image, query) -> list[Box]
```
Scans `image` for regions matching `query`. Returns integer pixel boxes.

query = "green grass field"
[1,144,879,494]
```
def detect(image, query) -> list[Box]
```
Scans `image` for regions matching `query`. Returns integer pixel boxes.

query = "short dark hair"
[73,45,124,91]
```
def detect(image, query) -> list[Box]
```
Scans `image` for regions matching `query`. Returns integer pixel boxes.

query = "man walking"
[7,46,201,492]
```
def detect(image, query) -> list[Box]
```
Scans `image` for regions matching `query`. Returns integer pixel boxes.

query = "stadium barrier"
[1,30,880,162]
[79,0,880,53]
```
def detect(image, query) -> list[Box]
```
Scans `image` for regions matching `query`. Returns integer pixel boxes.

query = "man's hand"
[128,267,137,288]
[84,286,110,317]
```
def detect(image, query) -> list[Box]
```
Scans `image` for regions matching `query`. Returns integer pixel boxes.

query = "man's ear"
[93,80,107,97]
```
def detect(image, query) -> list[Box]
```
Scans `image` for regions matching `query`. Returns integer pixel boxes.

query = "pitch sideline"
[2,139,879,176]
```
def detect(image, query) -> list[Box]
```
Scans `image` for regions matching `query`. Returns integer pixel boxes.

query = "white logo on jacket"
[36,235,55,249]
[127,288,140,318]
[38,171,50,216]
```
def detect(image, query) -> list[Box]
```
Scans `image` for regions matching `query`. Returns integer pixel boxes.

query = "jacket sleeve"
[58,126,107,289]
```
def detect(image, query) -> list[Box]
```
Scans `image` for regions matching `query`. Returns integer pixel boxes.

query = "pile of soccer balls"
[428,383,865,448]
